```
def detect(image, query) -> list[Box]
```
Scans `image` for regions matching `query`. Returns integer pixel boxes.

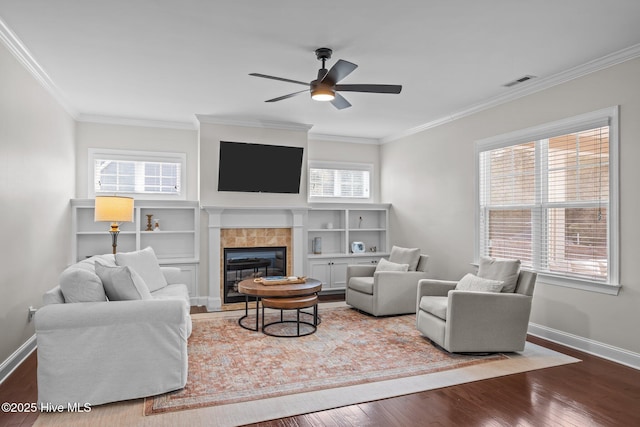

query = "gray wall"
[307,138,381,203]
[381,58,640,355]
[0,42,75,363]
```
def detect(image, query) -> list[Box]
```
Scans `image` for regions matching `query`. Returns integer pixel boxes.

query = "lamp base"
[109,223,121,254]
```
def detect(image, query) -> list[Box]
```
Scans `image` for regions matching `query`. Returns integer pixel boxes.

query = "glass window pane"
[547,207,607,280]
[309,167,370,198]
[95,158,181,195]
[488,209,532,267]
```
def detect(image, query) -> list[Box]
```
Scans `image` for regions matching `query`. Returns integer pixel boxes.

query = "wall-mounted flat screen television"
[218,141,304,194]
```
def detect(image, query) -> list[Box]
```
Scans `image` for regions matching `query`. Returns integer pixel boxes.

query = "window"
[475,107,619,294]
[89,149,186,199]
[308,161,372,201]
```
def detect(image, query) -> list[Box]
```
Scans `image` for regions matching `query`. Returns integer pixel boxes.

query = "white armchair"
[416,269,537,353]
[346,246,429,316]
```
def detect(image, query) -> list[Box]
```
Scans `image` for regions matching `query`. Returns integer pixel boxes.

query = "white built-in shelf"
[71,199,200,261]
[71,199,201,298]
[306,203,390,290]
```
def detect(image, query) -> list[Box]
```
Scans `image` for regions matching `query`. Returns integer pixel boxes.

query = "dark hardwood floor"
[2,302,639,427]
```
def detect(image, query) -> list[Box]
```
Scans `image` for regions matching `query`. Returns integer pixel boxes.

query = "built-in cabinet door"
[308,258,351,290]
[329,259,350,289]
[308,260,332,290]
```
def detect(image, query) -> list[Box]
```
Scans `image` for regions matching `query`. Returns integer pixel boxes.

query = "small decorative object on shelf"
[154,219,160,231]
[351,241,365,253]
[358,216,363,228]
[313,237,322,254]
[146,214,154,231]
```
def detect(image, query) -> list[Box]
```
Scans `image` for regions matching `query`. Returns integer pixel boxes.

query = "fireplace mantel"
[202,205,308,311]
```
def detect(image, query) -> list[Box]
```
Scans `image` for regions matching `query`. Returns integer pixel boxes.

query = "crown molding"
[381,43,640,144]
[0,16,77,118]
[76,114,197,130]
[196,115,313,132]
[308,133,381,145]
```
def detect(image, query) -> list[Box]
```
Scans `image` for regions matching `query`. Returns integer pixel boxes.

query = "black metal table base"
[238,294,261,331]
[262,304,318,337]
[238,294,322,333]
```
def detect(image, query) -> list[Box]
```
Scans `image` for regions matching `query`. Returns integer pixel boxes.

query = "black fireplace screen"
[223,246,286,303]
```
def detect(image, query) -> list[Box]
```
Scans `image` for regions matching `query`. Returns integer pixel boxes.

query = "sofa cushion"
[419,296,448,320]
[59,267,107,303]
[115,247,167,292]
[477,256,521,293]
[348,276,375,295]
[455,273,504,293]
[152,283,191,311]
[375,258,409,272]
[389,246,421,271]
[95,264,153,301]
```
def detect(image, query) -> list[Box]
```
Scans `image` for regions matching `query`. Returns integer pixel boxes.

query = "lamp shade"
[94,196,134,222]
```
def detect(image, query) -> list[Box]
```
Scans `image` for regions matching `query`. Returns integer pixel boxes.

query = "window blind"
[95,159,181,195]
[309,167,370,198]
[479,126,609,282]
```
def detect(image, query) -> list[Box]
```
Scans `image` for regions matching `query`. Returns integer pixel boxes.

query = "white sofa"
[35,249,192,407]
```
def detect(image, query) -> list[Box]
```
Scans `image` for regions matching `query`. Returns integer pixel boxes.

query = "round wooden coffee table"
[237,278,322,332]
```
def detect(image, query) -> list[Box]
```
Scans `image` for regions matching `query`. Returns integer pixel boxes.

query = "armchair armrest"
[373,271,430,315]
[446,291,533,352]
[417,279,457,298]
[346,264,377,286]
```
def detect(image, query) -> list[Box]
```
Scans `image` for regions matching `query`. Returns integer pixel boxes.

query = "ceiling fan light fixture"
[311,87,335,101]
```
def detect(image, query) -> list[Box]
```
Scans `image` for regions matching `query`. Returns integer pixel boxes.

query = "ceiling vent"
[503,75,537,88]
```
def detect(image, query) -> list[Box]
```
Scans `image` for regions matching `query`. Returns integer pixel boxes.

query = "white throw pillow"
[477,256,521,293]
[115,246,167,292]
[455,273,504,293]
[375,258,410,272]
[388,246,421,271]
[59,267,107,303]
[95,263,153,301]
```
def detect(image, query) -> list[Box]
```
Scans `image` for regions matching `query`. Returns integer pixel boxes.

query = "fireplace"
[203,206,306,311]
[223,246,286,303]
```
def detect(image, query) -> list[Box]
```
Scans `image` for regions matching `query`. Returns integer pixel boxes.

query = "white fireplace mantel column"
[202,206,308,311]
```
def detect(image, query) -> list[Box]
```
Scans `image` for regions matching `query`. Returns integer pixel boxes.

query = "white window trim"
[88,148,187,200]
[474,106,620,295]
[308,160,374,203]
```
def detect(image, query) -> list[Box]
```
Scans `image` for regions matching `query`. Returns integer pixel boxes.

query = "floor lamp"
[94,196,134,254]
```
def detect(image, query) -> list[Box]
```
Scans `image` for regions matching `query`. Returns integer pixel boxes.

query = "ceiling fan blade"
[335,84,402,94]
[249,73,310,87]
[330,92,352,110]
[265,89,308,103]
[322,59,358,84]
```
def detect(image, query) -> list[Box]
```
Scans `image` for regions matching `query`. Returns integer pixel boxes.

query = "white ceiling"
[1,1,640,141]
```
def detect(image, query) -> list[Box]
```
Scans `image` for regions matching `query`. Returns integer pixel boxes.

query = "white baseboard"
[0,334,37,386]
[206,296,222,312]
[528,323,640,370]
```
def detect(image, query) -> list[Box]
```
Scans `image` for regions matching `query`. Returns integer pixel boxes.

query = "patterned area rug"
[145,304,506,415]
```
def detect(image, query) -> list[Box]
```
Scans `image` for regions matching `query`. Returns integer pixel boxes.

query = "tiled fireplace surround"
[203,207,307,311]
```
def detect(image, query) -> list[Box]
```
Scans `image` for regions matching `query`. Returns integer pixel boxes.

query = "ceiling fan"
[249,48,402,110]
